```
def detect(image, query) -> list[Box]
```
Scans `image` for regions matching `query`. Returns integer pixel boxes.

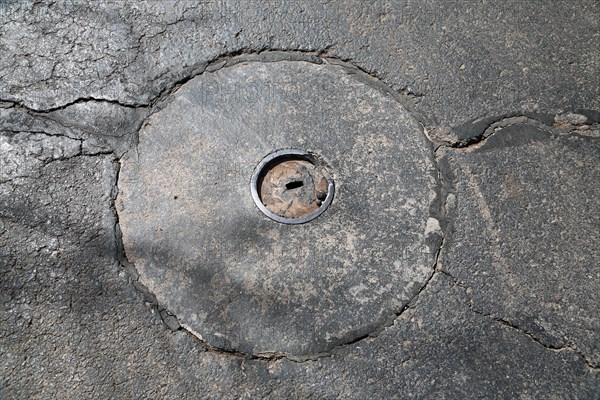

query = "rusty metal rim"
[250,149,335,225]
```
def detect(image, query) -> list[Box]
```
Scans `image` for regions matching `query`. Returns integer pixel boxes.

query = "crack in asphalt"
[0,131,115,184]
[2,50,598,369]
[438,270,599,371]
[0,49,418,115]
[427,114,600,150]
[430,122,599,372]
[100,51,447,363]
[109,153,446,363]
[6,97,146,114]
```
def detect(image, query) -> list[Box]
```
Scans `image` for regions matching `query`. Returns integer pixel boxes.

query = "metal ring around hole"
[250,149,335,224]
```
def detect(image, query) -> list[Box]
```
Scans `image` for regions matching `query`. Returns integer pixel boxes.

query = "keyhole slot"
[286,180,304,190]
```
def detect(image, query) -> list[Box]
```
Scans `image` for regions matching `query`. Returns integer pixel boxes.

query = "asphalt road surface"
[1,1,598,399]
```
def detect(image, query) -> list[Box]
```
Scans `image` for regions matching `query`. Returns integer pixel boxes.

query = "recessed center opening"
[250,149,335,224]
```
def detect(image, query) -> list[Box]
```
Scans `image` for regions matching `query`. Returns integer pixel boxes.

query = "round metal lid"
[117,59,441,358]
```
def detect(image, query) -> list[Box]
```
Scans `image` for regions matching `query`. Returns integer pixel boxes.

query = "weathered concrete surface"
[1,0,599,398]
[117,60,441,357]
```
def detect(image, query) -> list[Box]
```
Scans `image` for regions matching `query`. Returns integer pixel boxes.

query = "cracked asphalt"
[1,1,599,399]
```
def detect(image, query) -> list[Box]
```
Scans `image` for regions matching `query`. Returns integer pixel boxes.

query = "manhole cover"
[117,59,441,358]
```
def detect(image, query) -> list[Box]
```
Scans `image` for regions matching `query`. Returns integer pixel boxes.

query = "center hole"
[252,149,335,223]
[286,180,304,190]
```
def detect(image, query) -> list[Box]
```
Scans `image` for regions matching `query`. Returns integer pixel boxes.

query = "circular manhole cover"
[117,59,441,358]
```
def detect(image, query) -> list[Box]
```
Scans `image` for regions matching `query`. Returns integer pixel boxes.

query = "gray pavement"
[1,1,599,399]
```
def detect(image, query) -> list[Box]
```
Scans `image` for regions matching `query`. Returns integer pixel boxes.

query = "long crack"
[427,114,600,150]
[430,115,600,371]
[3,49,598,369]
[1,49,418,116]
[438,270,599,371]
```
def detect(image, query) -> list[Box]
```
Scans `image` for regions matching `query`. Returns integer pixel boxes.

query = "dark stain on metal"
[251,149,335,224]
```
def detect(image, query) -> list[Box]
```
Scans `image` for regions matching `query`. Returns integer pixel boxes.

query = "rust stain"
[260,159,328,218]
